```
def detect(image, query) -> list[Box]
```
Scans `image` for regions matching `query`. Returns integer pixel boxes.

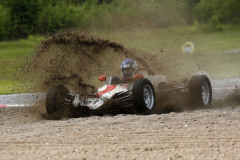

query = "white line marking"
[213,87,238,90]
[0,104,31,108]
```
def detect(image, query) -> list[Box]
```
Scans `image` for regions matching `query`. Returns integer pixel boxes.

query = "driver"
[121,59,143,83]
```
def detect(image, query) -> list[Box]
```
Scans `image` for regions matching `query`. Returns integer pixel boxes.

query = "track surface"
[1,78,240,159]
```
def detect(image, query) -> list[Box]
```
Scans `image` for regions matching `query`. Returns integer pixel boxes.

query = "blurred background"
[0,0,240,39]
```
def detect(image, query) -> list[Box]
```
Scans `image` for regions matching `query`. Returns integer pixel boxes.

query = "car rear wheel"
[132,79,156,114]
[46,85,72,119]
[189,74,212,107]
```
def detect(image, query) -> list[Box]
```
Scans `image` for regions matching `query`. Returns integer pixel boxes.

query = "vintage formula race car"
[45,58,212,119]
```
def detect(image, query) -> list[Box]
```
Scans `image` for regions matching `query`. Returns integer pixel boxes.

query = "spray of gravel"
[21,32,160,93]
[19,31,212,116]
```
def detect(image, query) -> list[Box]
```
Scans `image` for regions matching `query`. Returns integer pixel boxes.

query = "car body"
[45,57,212,119]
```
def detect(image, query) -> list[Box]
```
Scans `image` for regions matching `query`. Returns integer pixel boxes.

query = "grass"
[1,28,240,94]
[0,80,36,95]
[0,36,44,94]
[95,27,240,54]
[95,27,240,79]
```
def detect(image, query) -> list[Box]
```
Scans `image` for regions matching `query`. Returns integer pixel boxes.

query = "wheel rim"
[202,81,210,106]
[143,85,154,110]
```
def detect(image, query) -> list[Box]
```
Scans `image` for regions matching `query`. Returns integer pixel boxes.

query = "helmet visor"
[121,68,135,76]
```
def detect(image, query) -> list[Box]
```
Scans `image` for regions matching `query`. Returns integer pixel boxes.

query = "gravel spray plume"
[22,32,152,93]
[21,31,204,96]
[19,31,210,115]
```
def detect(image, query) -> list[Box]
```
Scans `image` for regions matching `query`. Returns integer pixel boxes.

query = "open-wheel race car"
[45,57,212,119]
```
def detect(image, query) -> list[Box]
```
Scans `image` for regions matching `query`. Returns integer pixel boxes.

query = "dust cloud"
[22,32,145,92]
[20,31,207,96]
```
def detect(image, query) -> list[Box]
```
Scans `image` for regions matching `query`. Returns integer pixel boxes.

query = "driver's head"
[121,59,138,78]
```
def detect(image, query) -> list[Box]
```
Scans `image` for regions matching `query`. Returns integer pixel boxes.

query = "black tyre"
[132,79,156,114]
[189,74,212,107]
[69,105,91,118]
[46,85,71,119]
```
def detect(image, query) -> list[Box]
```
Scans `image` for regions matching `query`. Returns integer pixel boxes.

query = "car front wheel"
[132,79,156,114]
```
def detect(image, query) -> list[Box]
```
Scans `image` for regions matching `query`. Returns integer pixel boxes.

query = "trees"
[0,0,240,40]
[7,0,39,39]
[0,5,11,40]
[0,0,106,39]
[193,0,240,30]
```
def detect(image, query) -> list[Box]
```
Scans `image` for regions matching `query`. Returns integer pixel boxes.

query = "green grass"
[94,27,240,79]
[95,27,240,54]
[0,36,44,94]
[0,80,36,95]
[1,28,240,94]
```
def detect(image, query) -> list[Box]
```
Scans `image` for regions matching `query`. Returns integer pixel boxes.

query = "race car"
[45,57,212,119]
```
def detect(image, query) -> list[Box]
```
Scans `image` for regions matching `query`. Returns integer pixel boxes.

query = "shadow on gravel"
[211,89,240,109]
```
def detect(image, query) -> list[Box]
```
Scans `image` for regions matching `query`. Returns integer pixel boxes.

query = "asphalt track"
[0,93,45,108]
[0,78,240,108]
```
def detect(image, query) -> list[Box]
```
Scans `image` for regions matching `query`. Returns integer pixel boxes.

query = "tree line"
[0,0,239,40]
[187,0,240,31]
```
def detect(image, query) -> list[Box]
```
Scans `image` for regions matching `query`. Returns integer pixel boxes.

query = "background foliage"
[193,0,240,31]
[0,0,240,40]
